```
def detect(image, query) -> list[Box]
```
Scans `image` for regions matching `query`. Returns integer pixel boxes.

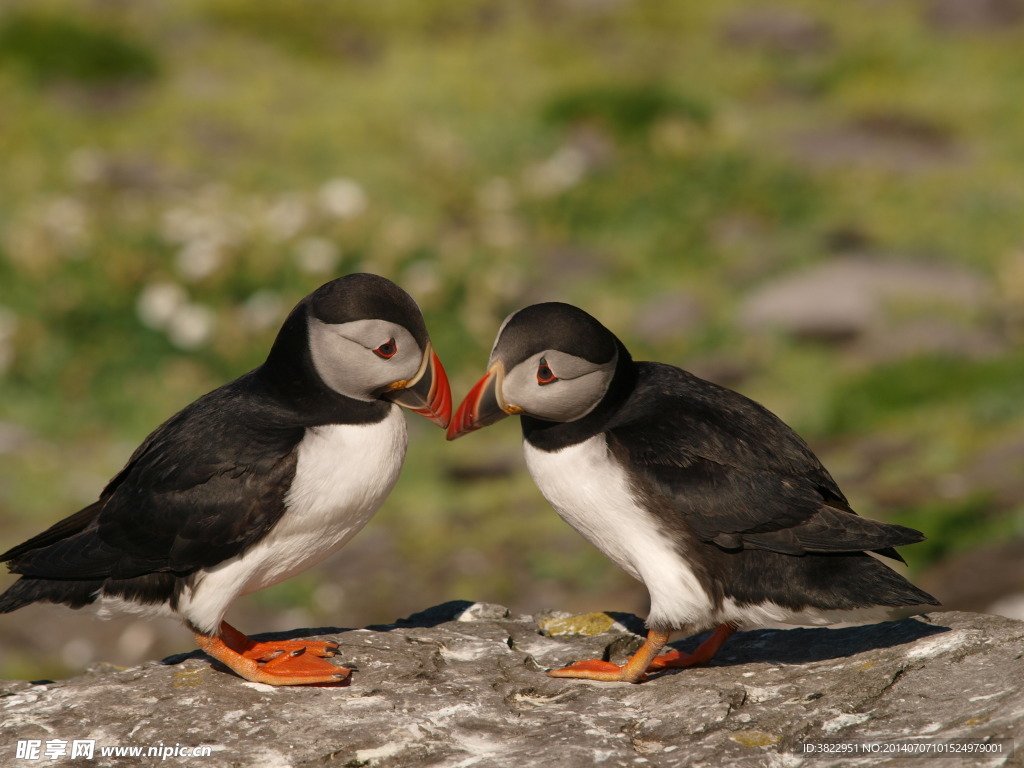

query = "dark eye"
[536,358,558,385]
[373,338,397,359]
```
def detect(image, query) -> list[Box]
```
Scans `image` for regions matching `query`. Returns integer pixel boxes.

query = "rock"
[0,422,32,455]
[962,435,1024,510]
[926,0,1024,31]
[722,8,833,54]
[2,603,1021,767]
[789,113,964,173]
[738,255,994,351]
[918,537,1024,617]
[631,292,707,344]
[988,594,1024,623]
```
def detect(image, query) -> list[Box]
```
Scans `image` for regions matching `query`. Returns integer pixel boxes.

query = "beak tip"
[445,365,512,441]
[425,404,452,431]
[444,405,467,441]
[385,344,453,430]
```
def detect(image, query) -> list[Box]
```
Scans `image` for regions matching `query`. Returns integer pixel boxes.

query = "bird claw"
[240,639,339,662]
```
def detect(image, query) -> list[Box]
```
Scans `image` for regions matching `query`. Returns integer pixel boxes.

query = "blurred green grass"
[1,0,1023,680]
[0,10,159,85]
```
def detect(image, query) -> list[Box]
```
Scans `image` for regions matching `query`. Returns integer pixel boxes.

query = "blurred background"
[1,0,1023,681]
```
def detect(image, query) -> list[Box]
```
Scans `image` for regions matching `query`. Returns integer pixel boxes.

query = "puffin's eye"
[536,358,558,385]
[373,339,397,359]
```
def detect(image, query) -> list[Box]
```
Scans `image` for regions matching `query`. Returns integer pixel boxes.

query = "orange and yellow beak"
[446,362,521,440]
[384,343,452,429]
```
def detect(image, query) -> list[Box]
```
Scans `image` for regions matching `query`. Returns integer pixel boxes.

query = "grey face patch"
[502,349,618,422]
[308,316,423,401]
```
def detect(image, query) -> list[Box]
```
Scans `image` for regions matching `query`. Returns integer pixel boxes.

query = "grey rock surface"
[2,604,1021,767]
[721,8,833,54]
[738,255,994,350]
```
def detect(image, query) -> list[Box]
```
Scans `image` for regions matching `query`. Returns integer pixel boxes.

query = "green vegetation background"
[1,0,1022,680]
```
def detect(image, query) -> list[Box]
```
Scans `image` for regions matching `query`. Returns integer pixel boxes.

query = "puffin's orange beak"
[446,362,520,440]
[385,343,452,429]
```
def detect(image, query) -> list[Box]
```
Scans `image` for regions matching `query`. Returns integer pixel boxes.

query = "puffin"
[447,302,939,683]
[0,274,452,686]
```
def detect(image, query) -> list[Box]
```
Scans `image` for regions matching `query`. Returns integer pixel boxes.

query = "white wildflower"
[177,238,223,282]
[401,261,442,304]
[319,178,367,219]
[241,290,284,333]
[162,192,238,249]
[43,196,89,253]
[67,147,105,185]
[294,237,340,275]
[166,303,215,350]
[523,145,588,197]
[136,282,188,330]
[265,194,309,241]
[161,206,205,245]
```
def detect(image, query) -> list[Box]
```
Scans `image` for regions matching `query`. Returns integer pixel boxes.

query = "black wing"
[607,364,924,558]
[2,373,304,581]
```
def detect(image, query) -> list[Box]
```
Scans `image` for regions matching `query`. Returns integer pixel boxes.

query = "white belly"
[523,435,714,630]
[178,407,408,633]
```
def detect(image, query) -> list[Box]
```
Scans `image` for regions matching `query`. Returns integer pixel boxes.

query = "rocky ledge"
[1,604,1021,767]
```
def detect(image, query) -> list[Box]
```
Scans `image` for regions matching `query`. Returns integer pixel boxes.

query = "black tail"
[0,501,109,613]
[0,576,102,613]
[0,501,103,564]
[724,548,940,612]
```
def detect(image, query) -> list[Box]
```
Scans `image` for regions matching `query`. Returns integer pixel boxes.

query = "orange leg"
[193,621,349,686]
[547,623,737,684]
[647,622,737,672]
[548,630,671,683]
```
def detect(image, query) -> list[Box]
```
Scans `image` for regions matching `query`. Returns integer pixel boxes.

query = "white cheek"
[527,386,593,422]
[308,320,421,400]
[507,371,609,422]
[502,351,616,423]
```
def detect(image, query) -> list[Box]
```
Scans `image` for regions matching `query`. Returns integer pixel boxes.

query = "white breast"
[178,406,408,633]
[523,435,714,630]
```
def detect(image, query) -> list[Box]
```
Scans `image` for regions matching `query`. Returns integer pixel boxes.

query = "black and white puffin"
[0,274,452,686]
[447,302,939,683]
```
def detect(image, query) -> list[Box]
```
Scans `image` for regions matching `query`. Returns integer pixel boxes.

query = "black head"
[448,302,631,439]
[488,302,619,371]
[261,274,451,427]
[308,274,428,347]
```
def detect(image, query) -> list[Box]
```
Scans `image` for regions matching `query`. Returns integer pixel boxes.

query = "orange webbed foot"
[547,624,738,684]
[646,649,700,671]
[547,658,648,683]
[257,647,352,683]
[193,621,350,686]
[239,639,340,663]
